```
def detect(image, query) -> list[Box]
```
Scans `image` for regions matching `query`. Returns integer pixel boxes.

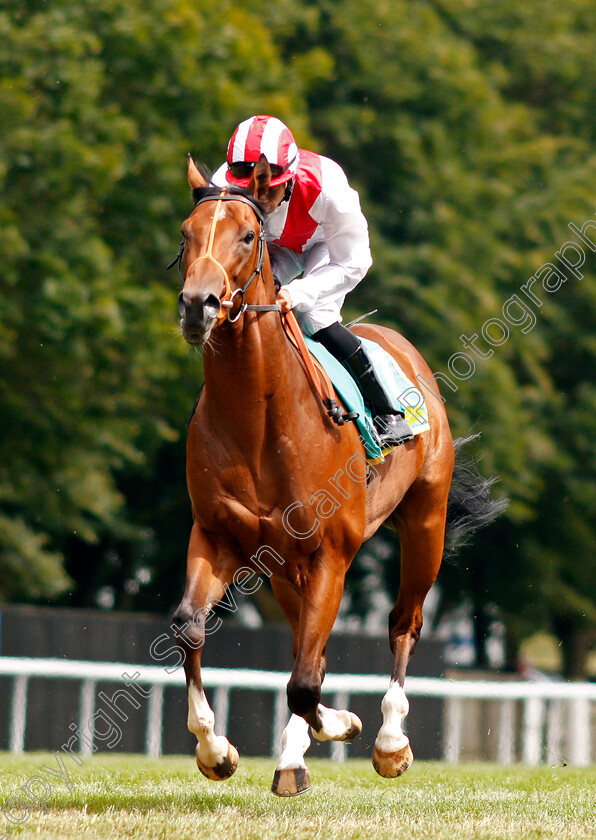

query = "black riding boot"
[342,344,414,447]
[313,322,414,446]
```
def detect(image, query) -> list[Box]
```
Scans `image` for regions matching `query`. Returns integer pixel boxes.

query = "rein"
[168,190,280,324]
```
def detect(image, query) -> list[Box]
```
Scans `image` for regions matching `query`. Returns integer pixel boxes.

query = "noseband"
[168,191,279,324]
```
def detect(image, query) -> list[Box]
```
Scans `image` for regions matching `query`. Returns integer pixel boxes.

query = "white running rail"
[0,657,594,764]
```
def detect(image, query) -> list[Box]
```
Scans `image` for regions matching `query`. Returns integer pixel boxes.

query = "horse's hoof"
[372,743,413,778]
[312,710,363,742]
[271,767,311,797]
[337,710,363,741]
[196,743,239,780]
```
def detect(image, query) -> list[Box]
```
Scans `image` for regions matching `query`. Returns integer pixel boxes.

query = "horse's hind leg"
[373,483,449,778]
[172,521,239,781]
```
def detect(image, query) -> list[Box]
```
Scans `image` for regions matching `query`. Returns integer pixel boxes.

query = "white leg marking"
[311,704,354,741]
[375,681,410,753]
[187,680,229,767]
[276,714,311,771]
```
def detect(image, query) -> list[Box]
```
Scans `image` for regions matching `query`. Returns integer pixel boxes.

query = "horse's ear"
[187,154,208,189]
[248,154,271,200]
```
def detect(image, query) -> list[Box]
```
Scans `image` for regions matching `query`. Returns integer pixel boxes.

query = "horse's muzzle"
[178,290,221,345]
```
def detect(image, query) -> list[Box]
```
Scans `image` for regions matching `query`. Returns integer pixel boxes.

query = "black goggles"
[228,159,293,180]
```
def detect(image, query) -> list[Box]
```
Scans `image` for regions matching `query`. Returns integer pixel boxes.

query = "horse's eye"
[243,231,255,245]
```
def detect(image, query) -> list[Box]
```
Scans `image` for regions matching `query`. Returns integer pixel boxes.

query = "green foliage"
[267,0,596,672]
[0,0,307,603]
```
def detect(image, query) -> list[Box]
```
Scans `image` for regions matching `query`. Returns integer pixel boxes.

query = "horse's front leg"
[270,556,362,796]
[287,557,362,742]
[172,521,239,781]
[269,580,314,795]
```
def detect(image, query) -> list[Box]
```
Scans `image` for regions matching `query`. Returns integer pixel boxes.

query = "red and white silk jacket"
[212,150,372,312]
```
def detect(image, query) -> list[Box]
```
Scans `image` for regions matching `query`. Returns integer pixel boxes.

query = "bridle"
[168,190,280,324]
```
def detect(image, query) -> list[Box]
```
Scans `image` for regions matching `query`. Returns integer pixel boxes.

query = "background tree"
[267,0,596,676]
[0,0,313,605]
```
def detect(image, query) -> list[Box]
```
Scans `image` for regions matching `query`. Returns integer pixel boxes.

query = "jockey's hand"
[276,288,293,314]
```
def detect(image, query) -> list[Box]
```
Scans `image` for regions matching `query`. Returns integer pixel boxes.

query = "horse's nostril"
[178,291,221,326]
[204,294,221,319]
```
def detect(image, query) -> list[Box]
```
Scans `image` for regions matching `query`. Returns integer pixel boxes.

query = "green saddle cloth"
[304,336,430,464]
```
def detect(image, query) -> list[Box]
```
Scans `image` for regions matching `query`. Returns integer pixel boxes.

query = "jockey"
[212,115,413,447]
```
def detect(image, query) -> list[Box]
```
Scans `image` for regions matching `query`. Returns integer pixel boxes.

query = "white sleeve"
[285,158,372,311]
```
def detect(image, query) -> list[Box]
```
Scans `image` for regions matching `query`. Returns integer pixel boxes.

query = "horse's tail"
[443,434,508,558]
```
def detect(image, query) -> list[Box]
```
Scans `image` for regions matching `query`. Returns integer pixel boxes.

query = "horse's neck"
[202,312,308,434]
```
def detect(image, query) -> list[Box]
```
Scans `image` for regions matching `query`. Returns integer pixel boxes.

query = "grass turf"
[0,753,594,839]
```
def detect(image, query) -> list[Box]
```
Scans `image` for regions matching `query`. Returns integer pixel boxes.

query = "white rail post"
[9,675,29,754]
[213,685,230,737]
[522,697,544,764]
[330,691,349,762]
[272,688,289,757]
[443,696,463,762]
[497,699,516,764]
[146,684,164,758]
[546,699,563,765]
[568,696,591,766]
[79,679,96,758]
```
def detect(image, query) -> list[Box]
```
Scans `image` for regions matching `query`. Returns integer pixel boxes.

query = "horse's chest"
[188,459,289,535]
[187,428,361,554]
[189,431,301,505]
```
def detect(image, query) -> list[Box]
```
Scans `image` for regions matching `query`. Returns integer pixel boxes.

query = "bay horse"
[171,155,498,795]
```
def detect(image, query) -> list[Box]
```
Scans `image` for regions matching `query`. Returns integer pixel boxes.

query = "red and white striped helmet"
[225,115,299,188]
